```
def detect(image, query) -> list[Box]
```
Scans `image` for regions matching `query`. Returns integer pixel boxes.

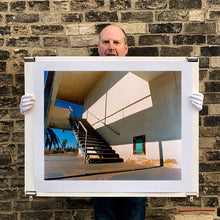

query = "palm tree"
[45,128,60,151]
[61,139,67,150]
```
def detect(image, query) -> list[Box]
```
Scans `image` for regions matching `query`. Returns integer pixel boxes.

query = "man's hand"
[19,95,35,114]
[190,92,204,111]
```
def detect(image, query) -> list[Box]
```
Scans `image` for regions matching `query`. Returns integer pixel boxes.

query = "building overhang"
[46,70,166,130]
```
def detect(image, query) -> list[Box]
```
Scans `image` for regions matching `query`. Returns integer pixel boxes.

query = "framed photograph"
[25,56,199,197]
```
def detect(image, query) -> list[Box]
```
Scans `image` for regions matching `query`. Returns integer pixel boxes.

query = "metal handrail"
[88,95,152,135]
[69,106,78,118]
[78,121,88,164]
[69,106,88,163]
[87,111,120,136]
[69,106,79,135]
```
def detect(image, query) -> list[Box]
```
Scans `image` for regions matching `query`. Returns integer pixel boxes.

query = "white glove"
[19,95,35,114]
[190,92,204,111]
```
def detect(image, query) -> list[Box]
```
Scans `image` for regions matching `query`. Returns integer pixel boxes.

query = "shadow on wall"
[83,71,181,167]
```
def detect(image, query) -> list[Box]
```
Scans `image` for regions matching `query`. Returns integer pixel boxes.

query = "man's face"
[98,25,128,57]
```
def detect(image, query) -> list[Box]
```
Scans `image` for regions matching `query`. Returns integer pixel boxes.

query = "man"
[20,25,204,219]
[98,25,128,56]
[93,25,146,220]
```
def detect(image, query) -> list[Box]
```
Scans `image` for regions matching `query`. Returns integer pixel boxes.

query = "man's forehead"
[100,35,124,41]
[100,26,125,39]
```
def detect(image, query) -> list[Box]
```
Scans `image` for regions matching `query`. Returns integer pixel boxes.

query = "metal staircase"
[69,116,124,164]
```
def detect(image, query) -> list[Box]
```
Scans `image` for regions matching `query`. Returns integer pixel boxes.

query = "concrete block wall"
[0,0,219,219]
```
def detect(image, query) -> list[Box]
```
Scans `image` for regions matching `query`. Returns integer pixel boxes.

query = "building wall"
[0,0,220,219]
[83,71,182,167]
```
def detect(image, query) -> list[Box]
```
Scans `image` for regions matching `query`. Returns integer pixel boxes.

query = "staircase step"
[79,139,106,145]
[87,153,119,157]
[73,132,96,137]
[76,134,103,141]
[88,157,124,163]
[85,145,112,149]
[78,136,103,140]
[77,129,100,135]
[80,143,107,147]
[78,134,102,140]
[83,148,115,153]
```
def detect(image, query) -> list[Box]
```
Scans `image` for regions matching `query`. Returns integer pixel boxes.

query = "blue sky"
[52,100,83,149]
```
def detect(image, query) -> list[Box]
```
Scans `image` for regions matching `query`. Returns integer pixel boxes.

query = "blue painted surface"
[135,139,143,153]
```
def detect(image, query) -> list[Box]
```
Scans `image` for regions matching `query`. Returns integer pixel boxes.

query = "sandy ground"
[45,155,181,181]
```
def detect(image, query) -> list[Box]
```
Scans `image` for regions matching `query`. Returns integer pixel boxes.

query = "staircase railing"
[69,106,88,164]
[87,111,120,135]
[78,121,88,164]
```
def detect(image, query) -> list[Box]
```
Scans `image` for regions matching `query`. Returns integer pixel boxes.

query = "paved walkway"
[45,155,181,181]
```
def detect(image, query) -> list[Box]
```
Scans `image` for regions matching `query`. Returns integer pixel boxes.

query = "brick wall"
[0,0,219,219]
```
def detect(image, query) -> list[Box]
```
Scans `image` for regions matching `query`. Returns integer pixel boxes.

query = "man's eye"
[114,41,120,44]
[103,41,109,44]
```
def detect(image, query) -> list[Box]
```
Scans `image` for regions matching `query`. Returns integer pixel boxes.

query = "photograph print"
[44,69,182,182]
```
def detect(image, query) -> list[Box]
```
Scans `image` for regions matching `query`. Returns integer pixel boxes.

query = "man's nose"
[108,42,115,49]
